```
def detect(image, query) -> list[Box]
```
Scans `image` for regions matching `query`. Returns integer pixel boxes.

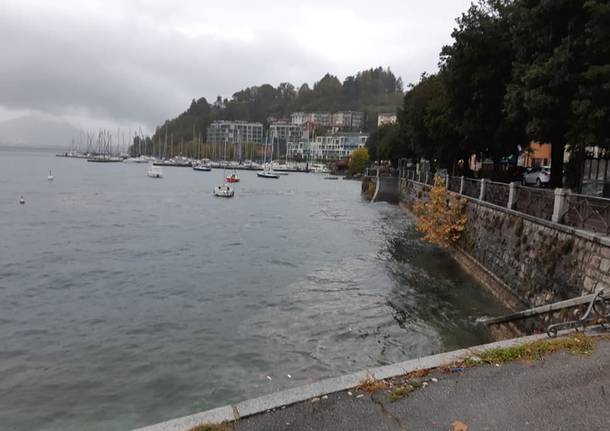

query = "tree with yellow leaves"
[349,147,370,175]
[414,176,467,247]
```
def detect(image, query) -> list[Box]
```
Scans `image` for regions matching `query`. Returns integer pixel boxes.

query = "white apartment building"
[206,121,264,145]
[332,111,365,131]
[309,133,368,160]
[377,112,397,127]
[287,140,311,159]
[269,122,303,144]
[291,111,364,131]
[290,112,332,128]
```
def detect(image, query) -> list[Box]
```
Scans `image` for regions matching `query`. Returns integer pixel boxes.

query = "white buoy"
[19,196,25,204]
[48,169,54,181]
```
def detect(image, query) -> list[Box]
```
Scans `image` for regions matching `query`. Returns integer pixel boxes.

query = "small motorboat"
[324,175,339,180]
[147,165,163,178]
[225,173,240,183]
[19,196,25,204]
[193,164,212,172]
[257,170,280,179]
[47,169,54,181]
[214,185,235,198]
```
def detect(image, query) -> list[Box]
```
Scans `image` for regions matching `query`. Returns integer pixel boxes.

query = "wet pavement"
[234,339,610,431]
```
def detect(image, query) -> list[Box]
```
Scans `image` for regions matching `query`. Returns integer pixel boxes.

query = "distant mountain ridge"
[152,67,404,146]
[0,114,81,147]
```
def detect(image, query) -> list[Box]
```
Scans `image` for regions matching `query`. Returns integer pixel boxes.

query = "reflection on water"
[0,149,505,430]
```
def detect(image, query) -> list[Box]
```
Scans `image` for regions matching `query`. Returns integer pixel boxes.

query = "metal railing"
[399,172,610,236]
[485,181,510,207]
[563,193,610,234]
[365,168,378,177]
[513,186,555,221]
[448,176,461,193]
[462,178,481,198]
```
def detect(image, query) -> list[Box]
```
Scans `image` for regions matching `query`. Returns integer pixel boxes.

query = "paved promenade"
[235,340,610,431]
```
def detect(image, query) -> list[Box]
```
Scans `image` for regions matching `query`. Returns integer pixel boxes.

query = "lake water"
[0,148,505,430]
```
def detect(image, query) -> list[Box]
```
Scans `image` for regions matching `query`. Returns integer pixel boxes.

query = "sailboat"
[214,139,235,198]
[257,168,280,179]
[47,169,54,181]
[225,171,240,183]
[257,135,280,179]
[147,163,163,178]
[193,159,212,171]
[214,184,235,197]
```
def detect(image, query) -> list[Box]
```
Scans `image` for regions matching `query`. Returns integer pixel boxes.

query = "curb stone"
[133,329,595,431]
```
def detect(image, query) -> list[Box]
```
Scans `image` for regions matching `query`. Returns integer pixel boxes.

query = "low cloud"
[0,0,470,132]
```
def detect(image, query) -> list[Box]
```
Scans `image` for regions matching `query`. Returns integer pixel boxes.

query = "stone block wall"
[400,179,610,310]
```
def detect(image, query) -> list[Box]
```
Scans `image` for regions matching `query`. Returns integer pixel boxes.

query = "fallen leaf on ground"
[451,420,468,431]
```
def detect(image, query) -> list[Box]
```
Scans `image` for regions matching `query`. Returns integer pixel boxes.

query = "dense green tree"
[367,123,403,163]
[310,74,344,111]
[398,73,461,169]
[505,0,590,186]
[295,83,313,109]
[569,0,610,150]
[441,0,524,164]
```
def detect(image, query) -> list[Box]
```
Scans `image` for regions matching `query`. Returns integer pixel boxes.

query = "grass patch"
[462,334,594,367]
[188,423,232,431]
[356,375,388,393]
[388,381,423,402]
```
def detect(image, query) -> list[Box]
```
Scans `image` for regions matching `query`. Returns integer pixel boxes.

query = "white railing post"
[508,181,519,209]
[552,188,568,223]
[479,178,487,200]
[425,171,429,184]
[459,176,465,194]
[418,170,422,183]
[445,174,450,190]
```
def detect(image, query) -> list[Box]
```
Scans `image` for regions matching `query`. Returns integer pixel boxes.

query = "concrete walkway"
[234,340,610,431]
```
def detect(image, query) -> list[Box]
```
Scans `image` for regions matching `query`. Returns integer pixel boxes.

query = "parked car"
[522,166,551,187]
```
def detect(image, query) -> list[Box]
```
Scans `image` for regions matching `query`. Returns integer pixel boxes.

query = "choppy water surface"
[0,148,505,430]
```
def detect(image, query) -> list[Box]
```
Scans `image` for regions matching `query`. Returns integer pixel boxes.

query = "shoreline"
[133,328,596,431]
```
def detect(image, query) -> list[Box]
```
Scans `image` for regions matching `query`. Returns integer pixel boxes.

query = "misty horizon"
[0,0,472,141]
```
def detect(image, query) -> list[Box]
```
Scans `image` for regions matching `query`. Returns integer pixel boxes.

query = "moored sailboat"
[225,172,240,182]
[213,185,235,197]
[147,164,163,178]
[213,139,235,198]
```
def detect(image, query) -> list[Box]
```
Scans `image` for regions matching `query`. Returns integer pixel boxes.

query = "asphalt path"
[235,340,610,431]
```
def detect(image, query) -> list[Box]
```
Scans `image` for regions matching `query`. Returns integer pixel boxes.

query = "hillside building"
[332,111,365,131]
[377,112,397,127]
[309,132,368,160]
[290,112,332,128]
[206,121,263,145]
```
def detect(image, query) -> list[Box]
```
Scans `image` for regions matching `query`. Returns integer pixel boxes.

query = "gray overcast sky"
[0,0,472,132]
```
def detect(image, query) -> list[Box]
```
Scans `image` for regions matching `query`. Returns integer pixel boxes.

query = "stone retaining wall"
[400,178,610,311]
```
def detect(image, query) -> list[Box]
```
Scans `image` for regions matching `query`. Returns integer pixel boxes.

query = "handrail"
[478,291,609,326]
[566,191,610,203]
